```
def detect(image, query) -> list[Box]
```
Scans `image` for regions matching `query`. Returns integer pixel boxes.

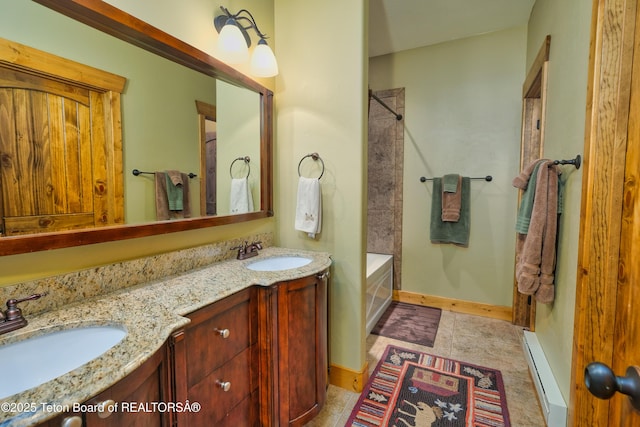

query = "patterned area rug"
[347,345,511,427]
[371,302,442,347]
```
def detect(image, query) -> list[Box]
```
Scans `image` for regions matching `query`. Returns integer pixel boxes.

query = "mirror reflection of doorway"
[196,100,217,216]
[205,118,217,216]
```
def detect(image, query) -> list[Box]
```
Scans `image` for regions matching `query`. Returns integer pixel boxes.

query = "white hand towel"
[230,178,254,214]
[295,177,322,238]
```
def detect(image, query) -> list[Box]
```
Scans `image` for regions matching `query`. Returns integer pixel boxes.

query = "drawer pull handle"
[214,328,230,338]
[216,380,231,392]
[97,399,116,419]
[61,416,83,427]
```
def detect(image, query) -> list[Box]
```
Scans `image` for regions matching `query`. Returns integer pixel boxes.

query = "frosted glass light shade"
[250,39,279,77]
[217,20,249,64]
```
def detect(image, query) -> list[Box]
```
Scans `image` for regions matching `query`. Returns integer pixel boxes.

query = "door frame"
[513,35,551,330]
[570,0,638,424]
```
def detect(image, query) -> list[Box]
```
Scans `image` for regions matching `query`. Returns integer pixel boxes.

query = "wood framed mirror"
[0,0,273,256]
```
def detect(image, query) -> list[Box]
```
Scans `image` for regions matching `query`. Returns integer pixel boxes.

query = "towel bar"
[552,154,581,169]
[132,169,197,178]
[230,156,251,179]
[420,175,492,182]
[298,153,325,180]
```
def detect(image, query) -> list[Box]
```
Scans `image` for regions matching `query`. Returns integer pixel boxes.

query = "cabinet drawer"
[186,348,253,426]
[186,294,251,387]
[217,392,258,427]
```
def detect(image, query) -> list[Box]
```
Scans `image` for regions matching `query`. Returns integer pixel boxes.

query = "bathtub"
[365,253,393,335]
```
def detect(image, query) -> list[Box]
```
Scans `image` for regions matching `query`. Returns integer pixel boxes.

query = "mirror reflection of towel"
[295,177,322,238]
[230,178,254,214]
[155,171,191,220]
[165,170,183,211]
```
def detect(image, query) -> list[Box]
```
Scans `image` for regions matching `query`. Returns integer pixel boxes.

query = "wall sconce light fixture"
[214,6,279,78]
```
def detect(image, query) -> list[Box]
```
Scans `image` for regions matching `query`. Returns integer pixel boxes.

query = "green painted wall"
[369,27,527,308]
[273,0,369,373]
[526,0,592,403]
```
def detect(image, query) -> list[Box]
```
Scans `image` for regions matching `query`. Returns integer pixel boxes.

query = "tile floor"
[305,309,546,426]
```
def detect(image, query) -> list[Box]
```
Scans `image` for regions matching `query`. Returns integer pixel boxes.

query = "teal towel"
[557,177,565,215]
[430,177,470,246]
[165,173,183,211]
[443,174,460,192]
[515,161,543,233]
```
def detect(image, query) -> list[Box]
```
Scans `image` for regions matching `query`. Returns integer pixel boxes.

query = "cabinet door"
[83,345,169,427]
[277,270,328,427]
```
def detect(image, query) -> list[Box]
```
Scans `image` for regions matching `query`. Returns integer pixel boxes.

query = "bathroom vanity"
[0,247,330,427]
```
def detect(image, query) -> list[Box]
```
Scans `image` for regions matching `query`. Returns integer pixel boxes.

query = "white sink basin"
[0,325,127,399]
[246,256,312,271]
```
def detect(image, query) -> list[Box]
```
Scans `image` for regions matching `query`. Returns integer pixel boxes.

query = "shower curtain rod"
[370,92,403,121]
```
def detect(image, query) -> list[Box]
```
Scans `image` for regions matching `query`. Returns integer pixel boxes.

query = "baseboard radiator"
[522,331,567,426]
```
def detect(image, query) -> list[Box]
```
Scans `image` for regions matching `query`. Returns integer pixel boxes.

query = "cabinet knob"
[97,399,116,419]
[316,271,330,280]
[216,380,231,392]
[214,327,230,338]
[60,416,83,427]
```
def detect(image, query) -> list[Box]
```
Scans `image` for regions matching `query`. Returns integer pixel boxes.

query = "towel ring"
[298,152,325,179]
[230,156,250,179]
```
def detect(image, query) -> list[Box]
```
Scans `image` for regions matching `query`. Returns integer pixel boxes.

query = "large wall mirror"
[0,0,273,255]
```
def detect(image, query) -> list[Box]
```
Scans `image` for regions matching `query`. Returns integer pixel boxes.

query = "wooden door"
[0,38,125,236]
[603,0,640,423]
[571,0,640,425]
[0,80,95,235]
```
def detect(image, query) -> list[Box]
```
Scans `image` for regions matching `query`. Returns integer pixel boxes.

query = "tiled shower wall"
[367,88,404,289]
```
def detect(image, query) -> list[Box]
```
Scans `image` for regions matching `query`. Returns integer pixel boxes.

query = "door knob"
[584,362,640,410]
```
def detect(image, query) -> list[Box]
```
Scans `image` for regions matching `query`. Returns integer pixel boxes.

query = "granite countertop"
[0,247,332,427]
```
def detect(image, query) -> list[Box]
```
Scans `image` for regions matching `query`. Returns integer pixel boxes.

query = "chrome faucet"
[231,241,262,260]
[0,293,48,335]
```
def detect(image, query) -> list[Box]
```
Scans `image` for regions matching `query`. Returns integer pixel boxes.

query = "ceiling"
[369,0,536,57]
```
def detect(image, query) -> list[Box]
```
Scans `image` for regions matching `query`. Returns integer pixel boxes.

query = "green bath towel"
[443,173,460,192]
[165,173,183,211]
[515,161,543,234]
[430,177,470,247]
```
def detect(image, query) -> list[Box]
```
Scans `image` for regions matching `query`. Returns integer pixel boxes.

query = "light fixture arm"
[231,9,268,39]
[215,6,269,48]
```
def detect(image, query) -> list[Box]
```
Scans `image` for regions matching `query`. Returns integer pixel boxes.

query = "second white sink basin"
[246,256,312,271]
[0,325,127,399]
